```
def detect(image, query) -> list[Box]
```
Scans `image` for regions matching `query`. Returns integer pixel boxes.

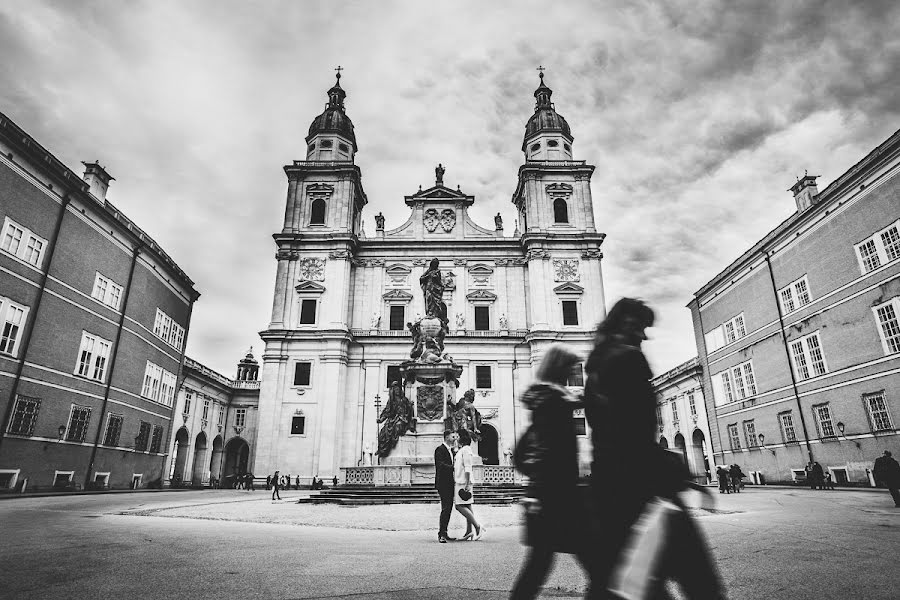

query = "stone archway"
[478,423,499,465]
[224,437,250,478]
[674,433,688,466]
[192,432,208,484]
[692,429,710,480]
[209,435,224,484]
[659,436,669,449]
[171,427,190,483]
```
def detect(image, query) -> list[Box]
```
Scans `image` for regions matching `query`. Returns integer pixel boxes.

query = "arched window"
[553,198,569,224]
[310,198,326,225]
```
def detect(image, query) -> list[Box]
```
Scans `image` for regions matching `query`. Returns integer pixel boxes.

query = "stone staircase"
[298,483,528,505]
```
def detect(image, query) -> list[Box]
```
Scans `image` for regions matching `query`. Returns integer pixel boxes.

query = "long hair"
[592,298,655,346]
[535,343,581,386]
[457,428,472,446]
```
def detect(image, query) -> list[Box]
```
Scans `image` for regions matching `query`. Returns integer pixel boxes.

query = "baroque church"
[253,71,607,484]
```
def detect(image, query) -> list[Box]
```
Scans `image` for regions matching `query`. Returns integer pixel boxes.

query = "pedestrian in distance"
[434,429,458,543]
[271,470,282,501]
[717,466,730,494]
[873,450,900,507]
[296,475,301,490]
[332,475,338,487]
[729,464,744,493]
[510,343,592,600]
[823,472,835,490]
[584,297,726,599]
[811,462,825,490]
[453,428,484,541]
[311,476,317,490]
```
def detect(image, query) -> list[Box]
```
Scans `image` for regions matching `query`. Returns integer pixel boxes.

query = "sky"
[1,0,899,377]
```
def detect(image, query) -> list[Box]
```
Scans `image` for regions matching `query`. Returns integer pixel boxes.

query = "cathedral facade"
[253,73,607,483]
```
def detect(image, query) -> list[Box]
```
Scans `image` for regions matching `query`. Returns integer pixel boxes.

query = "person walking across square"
[271,470,282,501]
[873,451,900,507]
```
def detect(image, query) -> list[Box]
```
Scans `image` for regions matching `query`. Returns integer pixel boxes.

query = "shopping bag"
[608,498,680,600]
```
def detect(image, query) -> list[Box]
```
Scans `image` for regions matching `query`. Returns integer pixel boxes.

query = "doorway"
[477,424,499,465]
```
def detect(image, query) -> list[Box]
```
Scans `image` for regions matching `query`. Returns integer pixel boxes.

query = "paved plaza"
[1,487,897,599]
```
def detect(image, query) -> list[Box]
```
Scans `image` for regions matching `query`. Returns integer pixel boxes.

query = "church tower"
[512,71,606,334]
[255,71,367,480]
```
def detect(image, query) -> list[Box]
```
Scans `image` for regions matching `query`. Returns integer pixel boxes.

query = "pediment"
[546,182,573,193]
[382,289,414,301]
[466,290,498,302]
[405,184,474,206]
[295,280,326,294]
[385,263,412,275]
[553,282,584,295]
[467,263,494,275]
[307,182,335,194]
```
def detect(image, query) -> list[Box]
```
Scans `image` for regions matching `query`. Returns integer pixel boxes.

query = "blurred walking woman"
[454,429,484,540]
[510,344,591,600]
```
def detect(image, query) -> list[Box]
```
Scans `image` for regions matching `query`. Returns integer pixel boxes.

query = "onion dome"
[306,72,358,151]
[522,72,572,150]
[239,347,258,366]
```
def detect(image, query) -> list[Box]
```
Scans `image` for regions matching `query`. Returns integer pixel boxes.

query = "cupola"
[236,347,259,381]
[306,69,357,162]
[522,70,574,161]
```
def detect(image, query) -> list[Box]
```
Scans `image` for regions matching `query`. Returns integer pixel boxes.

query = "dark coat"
[874,455,900,487]
[518,382,584,551]
[434,443,454,492]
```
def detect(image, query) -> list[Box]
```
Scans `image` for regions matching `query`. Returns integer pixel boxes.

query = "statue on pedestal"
[445,388,482,441]
[377,381,416,457]
[420,258,449,331]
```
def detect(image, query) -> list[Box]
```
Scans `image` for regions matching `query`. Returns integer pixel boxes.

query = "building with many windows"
[0,111,199,492]
[254,72,606,483]
[651,357,713,483]
[165,351,260,487]
[689,128,900,485]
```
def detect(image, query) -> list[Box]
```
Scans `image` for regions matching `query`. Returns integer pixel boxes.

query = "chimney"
[789,172,819,212]
[81,161,114,202]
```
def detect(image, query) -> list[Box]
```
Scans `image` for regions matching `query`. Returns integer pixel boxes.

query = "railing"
[350,329,528,338]
[290,160,356,167]
[232,380,261,390]
[343,467,375,485]
[524,160,586,166]
[475,465,516,484]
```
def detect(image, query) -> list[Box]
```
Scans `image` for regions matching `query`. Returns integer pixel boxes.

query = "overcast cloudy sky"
[2,1,899,377]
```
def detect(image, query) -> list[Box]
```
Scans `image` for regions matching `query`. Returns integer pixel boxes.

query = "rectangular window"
[65,405,92,443]
[0,299,28,356]
[562,300,579,326]
[655,404,663,425]
[704,325,726,353]
[716,360,756,404]
[159,371,177,407]
[91,273,124,309]
[202,399,210,420]
[299,299,317,324]
[671,400,679,423]
[474,306,490,331]
[235,408,247,428]
[389,305,405,331]
[720,314,747,346]
[741,363,757,395]
[882,225,900,261]
[8,395,40,436]
[814,404,836,438]
[217,405,224,426]
[149,425,164,453]
[103,414,123,446]
[856,220,900,274]
[75,332,112,382]
[135,421,151,451]
[475,365,492,389]
[720,372,735,403]
[152,309,185,350]
[566,362,584,387]
[864,391,893,432]
[141,361,175,404]
[573,417,587,436]
[873,298,900,354]
[744,420,758,447]
[291,416,306,435]
[294,362,312,386]
[857,239,881,272]
[779,412,797,443]
[727,423,741,450]
[1,217,47,267]
[731,365,747,399]
[688,393,697,417]
[183,391,192,415]
[790,332,827,380]
[779,276,812,314]
[385,365,402,388]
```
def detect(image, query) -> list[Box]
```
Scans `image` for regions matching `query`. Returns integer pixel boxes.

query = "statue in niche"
[445,388,482,442]
[419,258,449,330]
[435,163,445,186]
[370,312,381,329]
[499,314,509,330]
[455,312,466,330]
[377,380,416,457]
[375,212,385,230]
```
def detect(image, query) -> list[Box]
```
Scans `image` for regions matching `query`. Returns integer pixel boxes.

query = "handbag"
[608,498,680,600]
[458,488,472,501]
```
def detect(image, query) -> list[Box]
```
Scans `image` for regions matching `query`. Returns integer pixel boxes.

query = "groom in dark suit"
[435,429,458,543]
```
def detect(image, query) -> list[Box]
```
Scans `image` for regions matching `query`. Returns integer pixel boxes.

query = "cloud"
[1,0,898,375]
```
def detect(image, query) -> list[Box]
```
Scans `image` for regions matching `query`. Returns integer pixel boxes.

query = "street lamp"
[758,433,776,455]
[836,422,861,449]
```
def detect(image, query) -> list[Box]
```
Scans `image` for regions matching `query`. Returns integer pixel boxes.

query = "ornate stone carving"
[370,258,385,266]
[276,249,300,261]
[581,249,604,260]
[499,314,509,330]
[526,249,550,261]
[412,259,427,267]
[453,258,467,267]
[328,250,351,260]
[495,258,509,266]
[424,208,440,232]
[442,271,456,291]
[298,257,325,281]
[553,259,580,282]
[545,182,574,196]
[417,386,444,421]
[439,209,456,232]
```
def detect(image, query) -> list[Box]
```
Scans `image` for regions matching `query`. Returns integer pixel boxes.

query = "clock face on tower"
[298,258,326,281]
